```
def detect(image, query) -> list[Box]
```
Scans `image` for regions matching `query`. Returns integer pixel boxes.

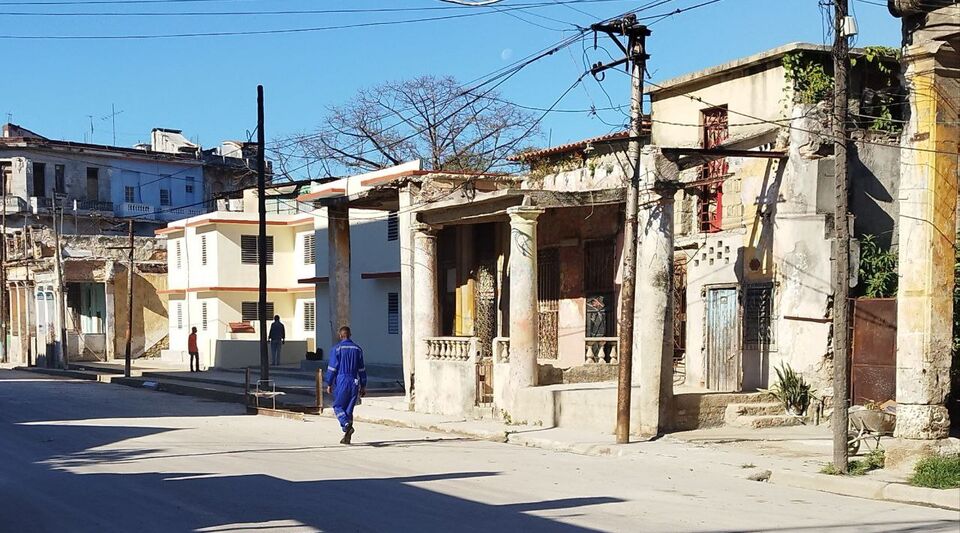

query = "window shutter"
[201,302,208,331]
[387,211,399,241]
[387,292,400,334]
[304,301,316,331]
[241,236,257,264]
[201,235,207,266]
[242,301,274,322]
[303,233,315,265]
[176,242,182,269]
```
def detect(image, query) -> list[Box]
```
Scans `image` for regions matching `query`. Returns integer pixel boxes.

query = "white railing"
[159,205,207,221]
[2,196,26,214]
[116,202,156,219]
[493,337,510,363]
[585,337,619,364]
[425,336,478,362]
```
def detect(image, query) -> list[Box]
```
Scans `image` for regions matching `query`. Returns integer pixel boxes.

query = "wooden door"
[705,287,740,391]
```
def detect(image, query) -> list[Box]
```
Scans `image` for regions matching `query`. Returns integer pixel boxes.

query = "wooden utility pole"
[832,0,852,473]
[590,15,650,444]
[257,85,269,382]
[53,202,68,369]
[124,220,134,377]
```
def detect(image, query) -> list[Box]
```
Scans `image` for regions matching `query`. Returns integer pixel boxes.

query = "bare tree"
[274,76,540,177]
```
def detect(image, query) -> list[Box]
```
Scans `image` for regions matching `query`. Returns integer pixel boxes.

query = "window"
[387,292,400,334]
[387,211,399,241]
[698,106,729,233]
[201,302,208,331]
[0,162,10,195]
[304,301,316,331]
[176,303,183,330]
[33,162,46,198]
[160,188,171,206]
[86,167,99,202]
[743,284,775,350]
[175,241,182,269]
[201,235,208,266]
[303,233,315,265]
[584,241,616,337]
[241,301,274,322]
[241,235,274,264]
[186,177,195,194]
[54,164,65,193]
[124,186,136,203]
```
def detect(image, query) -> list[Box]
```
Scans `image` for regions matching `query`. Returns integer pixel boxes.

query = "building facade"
[0,123,257,366]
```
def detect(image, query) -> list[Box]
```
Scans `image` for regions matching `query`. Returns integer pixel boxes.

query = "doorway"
[705,286,740,391]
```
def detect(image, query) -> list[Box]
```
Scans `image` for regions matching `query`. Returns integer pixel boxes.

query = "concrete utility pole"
[124,220,134,377]
[53,203,68,369]
[831,0,852,473]
[590,15,650,444]
[257,85,269,382]
[1,167,6,364]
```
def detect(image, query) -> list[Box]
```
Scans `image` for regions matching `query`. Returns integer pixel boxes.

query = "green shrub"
[910,454,960,489]
[821,449,885,476]
[763,363,815,416]
[858,234,898,298]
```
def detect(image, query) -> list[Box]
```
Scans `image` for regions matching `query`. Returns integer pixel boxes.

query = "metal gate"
[474,262,497,405]
[851,298,897,405]
[705,286,740,391]
[537,248,560,360]
[673,261,687,384]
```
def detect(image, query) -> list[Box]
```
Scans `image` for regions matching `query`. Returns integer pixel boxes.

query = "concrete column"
[633,186,677,436]
[894,40,958,441]
[104,277,116,361]
[411,222,439,407]
[327,204,351,341]
[505,205,543,411]
[398,188,416,406]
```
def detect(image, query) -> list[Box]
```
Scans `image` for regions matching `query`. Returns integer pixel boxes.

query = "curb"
[769,469,960,511]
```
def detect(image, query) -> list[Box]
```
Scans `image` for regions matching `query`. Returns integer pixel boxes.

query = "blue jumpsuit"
[325,339,367,432]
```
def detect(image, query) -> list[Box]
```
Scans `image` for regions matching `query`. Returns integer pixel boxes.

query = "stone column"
[505,206,543,412]
[412,222,439,408]
[398,187,416,406]
[634,147,681,437]
[327,205,351,341]
[893,39,958,441]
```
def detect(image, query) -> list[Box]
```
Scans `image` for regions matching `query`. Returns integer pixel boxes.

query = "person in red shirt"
[188,327,200,372]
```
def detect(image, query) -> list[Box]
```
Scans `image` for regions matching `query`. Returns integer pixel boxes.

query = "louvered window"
[387,211,399,241]
[201,235,208,266]
[241,301,275,322]
[201,302,208,331]
[241,235,274,265]
[303,233,315,265]
[387,292,400,334]
[304,301,316,331]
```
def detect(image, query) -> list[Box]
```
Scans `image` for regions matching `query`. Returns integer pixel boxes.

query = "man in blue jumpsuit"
[325,326,366,444]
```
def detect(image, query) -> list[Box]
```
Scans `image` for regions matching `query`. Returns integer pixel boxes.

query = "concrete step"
[730,414,807,429]
[20,366,115,382]
[724,402,785,422]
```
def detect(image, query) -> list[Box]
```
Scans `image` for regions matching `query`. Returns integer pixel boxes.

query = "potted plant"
[764,363,815,416]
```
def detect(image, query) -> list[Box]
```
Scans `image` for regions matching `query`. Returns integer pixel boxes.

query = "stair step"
[731,414,807,429]
[725,402,785,419]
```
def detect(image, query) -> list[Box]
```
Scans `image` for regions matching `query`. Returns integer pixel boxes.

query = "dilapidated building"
[0,124,258,366]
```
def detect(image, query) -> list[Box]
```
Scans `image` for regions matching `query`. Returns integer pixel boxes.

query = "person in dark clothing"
[188,327,200,372]
[268,315,285,366]
[325,326,366,444]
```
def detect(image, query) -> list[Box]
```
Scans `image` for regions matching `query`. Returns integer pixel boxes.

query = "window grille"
[242,301,274,322]
[241,235,273,264]
[743,284,775,350]
[201,235,207,266]
[303,233,315,265]
[387,293,400,334]
[304,301,316,331]
[387,211,399,241]
[201,302,208,331]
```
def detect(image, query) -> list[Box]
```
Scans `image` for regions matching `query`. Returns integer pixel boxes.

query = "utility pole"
[590,15,650,444]
[107,220,135,377]
[832,0,852,473]
[1,165,7,364]
[125,220,133,377]
[257,85,269,382]
[53,202,68,369]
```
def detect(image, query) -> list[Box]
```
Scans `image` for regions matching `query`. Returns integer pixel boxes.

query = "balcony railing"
[493,337,510,364]
[585,337,619,364]
[425,336,478,362]
[116,202,157,219]
[2,196,26,214]
[158,205,208,221]
[74,200,115,213]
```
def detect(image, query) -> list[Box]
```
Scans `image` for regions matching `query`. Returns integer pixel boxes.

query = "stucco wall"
[112,267,169,359]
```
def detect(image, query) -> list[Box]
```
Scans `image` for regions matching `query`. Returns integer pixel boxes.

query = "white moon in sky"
[501,48,513,61]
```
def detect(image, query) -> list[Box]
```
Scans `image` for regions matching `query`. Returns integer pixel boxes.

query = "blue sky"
[0,0,901,175]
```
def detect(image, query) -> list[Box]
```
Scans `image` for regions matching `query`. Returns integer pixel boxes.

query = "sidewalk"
[13,364,959,511]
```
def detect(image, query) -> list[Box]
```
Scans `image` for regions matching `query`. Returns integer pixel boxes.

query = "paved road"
[1,370,957,533]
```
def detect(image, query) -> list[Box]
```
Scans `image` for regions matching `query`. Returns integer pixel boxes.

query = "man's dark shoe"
[340,424,355,444]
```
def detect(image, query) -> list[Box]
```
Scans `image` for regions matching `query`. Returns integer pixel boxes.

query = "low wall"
[415,359,476,416]
[512,383,642,434]
[213,340,308,369]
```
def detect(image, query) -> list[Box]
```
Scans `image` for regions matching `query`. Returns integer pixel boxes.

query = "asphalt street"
[1,369,957,533]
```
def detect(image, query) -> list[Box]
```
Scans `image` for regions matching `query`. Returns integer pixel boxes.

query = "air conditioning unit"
[228,199,243,212]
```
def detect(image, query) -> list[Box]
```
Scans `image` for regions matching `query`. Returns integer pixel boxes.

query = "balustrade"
[425,336,478,362]
[584,337,619,364]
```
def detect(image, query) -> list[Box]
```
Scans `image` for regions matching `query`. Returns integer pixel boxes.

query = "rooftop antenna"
[5,112,11,124]
[87,115,95,143]
[101,104,123,146]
